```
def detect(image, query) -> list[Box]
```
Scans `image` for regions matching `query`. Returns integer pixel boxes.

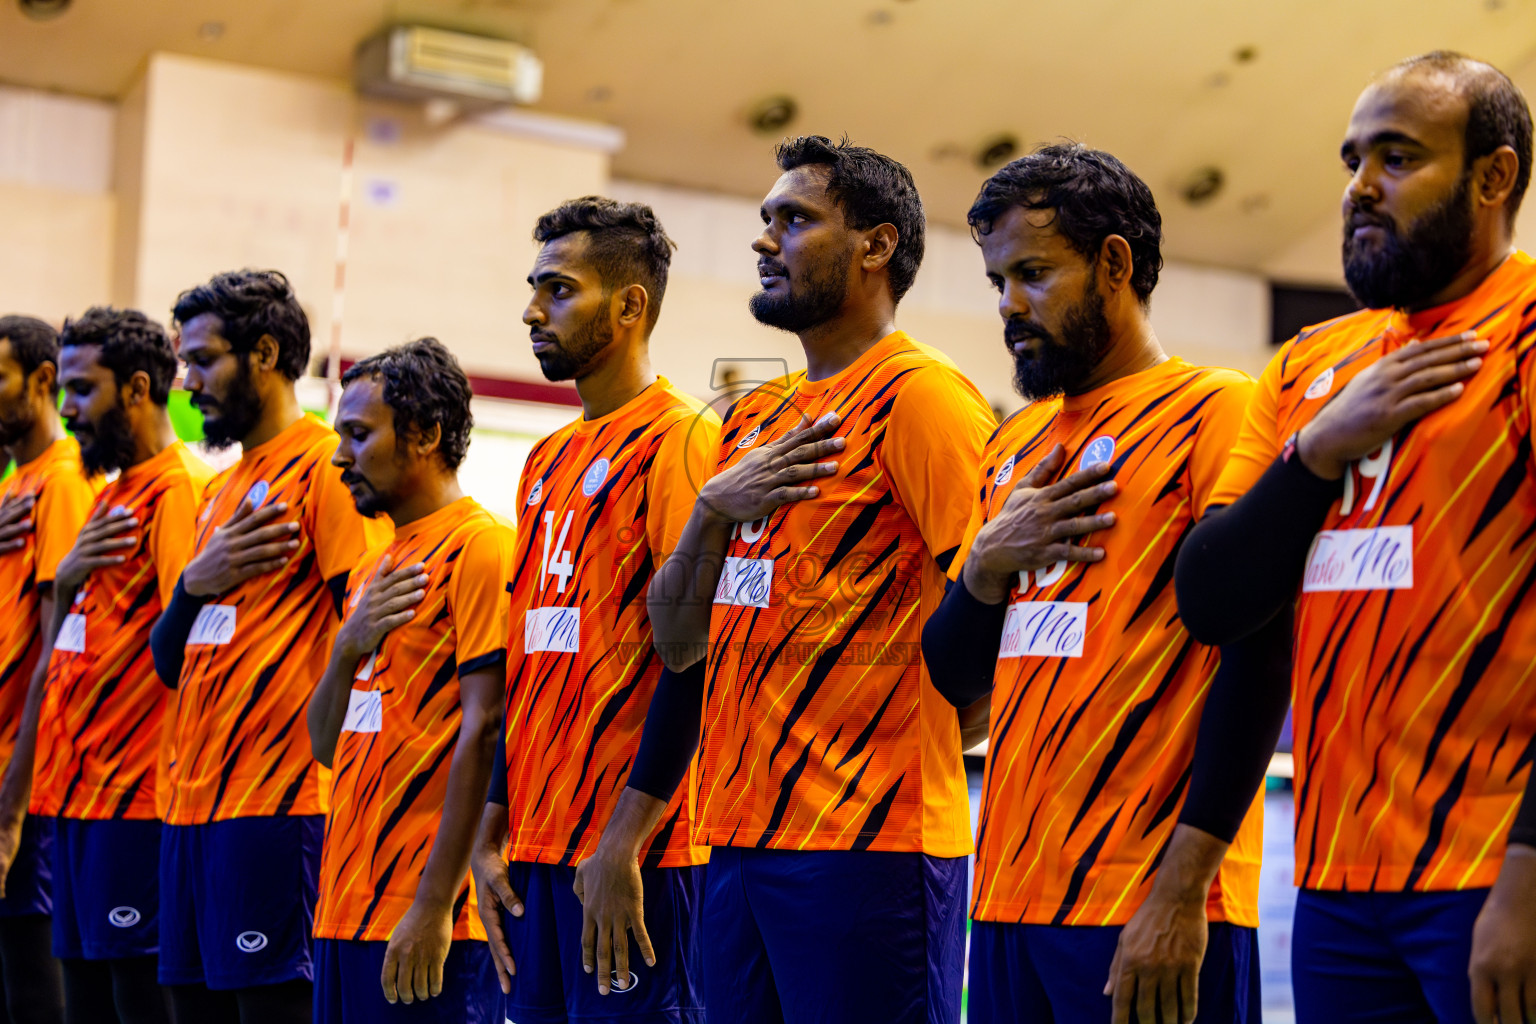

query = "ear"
[251,334,281,374]
[860,223,899,275]
[415,421,443,459]
[1475,144,1521,213]
[1098,235,1136,296]
[124,369,152,408]
[29,361,56,400]
[614,284,649,330]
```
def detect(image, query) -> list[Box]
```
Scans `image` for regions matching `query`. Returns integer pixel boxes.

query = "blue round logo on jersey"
[581,459,610,497]
[1080,436,1116,470]
[244,480,270,509]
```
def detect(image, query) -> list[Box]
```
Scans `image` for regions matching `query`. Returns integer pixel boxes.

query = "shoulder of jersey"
[1281,306,1390,361]
[1181,363,1256,393]
[657,381,721,426]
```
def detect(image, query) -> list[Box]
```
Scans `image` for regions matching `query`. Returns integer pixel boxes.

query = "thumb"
[1022,444,1066,488]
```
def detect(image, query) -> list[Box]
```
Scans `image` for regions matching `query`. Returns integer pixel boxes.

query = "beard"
[71,401,137,475]
[1343,172,1474,310]
[0,404,35,450]
[748,250,850,334]
[1007,279,1114,401]
[194,360,264,451]
[532,307,613,382]
[339,468,389,518]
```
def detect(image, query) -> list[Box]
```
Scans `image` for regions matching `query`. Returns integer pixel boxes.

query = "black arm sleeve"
[486,724,508,806]
[921,575,1008,709]
[1511,761,1536,849]
[1175,454,1342,646]
[1178,604,1295,843]
[150,579,208,689]
[626,661,706,802]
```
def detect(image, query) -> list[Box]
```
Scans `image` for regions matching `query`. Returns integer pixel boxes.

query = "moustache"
[530,329,560,347]
[191,395,219,413]
[757,259,788,278]
[1004,319,1049,347]
[339,471,369,488]
[65,418,89,436]
[1346,206,1396,235]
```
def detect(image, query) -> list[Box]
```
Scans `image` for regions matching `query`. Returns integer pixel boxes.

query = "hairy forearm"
[1148,823,1230,905]
[593,787,670,863]
[417,701,501,909]
[647,500,732,671]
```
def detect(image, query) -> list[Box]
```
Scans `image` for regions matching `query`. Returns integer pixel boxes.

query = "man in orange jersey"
[0,308,211,1024]
[919,144,1291,1024]
[469,197,717,1024]
[308,337,511,1023]
[148,271,390,1023]
[0,315,97,1023]
[1175,52,1536,1024]
[581,139,995,1024]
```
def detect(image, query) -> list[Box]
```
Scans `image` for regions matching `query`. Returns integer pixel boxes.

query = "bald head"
[1377,51,1533,223]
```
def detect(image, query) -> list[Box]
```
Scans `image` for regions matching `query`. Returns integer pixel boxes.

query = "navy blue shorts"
[0,815,52,918]
[313,938,497,1023]
[702,847,967,1024]
[52,817,161,959]
[158,815,323,990]
[501,860,704,1024]
[968,918,1260,1023]
[1292,888,1488,1024]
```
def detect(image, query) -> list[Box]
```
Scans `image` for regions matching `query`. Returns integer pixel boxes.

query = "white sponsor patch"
[55,613,86,654]
[999,601,1088,658]
[525,606,581,654]
[354,649,378,682]
[736,424,762,449]
[1303,526,1413,593]
[1304,367,1335,401]
[995,455,1016,487]
[341,689,383,734]
[186,605,237,646]
[713,556,774,609]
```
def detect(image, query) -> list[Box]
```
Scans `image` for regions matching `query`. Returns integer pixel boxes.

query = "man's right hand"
[181,499,300,597]
[1298,330,1488,480]
[470,834,523,995]
[55,506,139,592]
[963,444,1118,604]
[573,845,654,996]
[0,495,35,554]
[335,556,427,662]
[697,413,844,524]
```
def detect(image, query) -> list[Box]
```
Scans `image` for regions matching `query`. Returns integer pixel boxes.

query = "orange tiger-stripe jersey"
[504,378,718,868]
[0,437,99,766]
[33,441,214,820]
[696,331,994,856]
[955,358,1261,926]
[1210,250,1536,892]
[166,415,391,825]
[316,497,514,942]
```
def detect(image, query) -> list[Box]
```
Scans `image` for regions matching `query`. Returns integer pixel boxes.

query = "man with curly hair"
[0,307,213,1024]
[149,270,390,1023]
[307,337,513,1023]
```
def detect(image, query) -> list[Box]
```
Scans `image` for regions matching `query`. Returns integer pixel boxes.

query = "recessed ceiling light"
[18,0,70,21]
[198,21,225,41]
[1179,166,1225,206]
[975,134,1020,169]
[747,95,798,135]
[1233,45,1258,64]
[585,85,612,103]
[868,9,894,24]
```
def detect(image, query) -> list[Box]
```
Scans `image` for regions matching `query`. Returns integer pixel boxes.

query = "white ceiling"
[5,0,1536,281]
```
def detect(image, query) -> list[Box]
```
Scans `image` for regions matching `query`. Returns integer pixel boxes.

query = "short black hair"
[1392,51,1534,222]
[533,197,676,328]
[341,337,473,471]
[59,307,177,406]
[968,142,1164,305]
[0,316,61,398]
[171,269,311,381]
[774,135,926,304]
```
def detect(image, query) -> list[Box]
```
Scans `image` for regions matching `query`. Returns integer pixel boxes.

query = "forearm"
[593,787,671,863]
[647,500,732,671]
[1510,756,1536,851]
[1147,823,1231,905]
[0,595,55,828]
[1178,606,1294,842]
[627,661,705,802]
[307,638,365,769]
[150,579,208,688]
[416,703,501,910]
[958,695,990,752]
[1175,456,1341,646]
[921,576,1006,709]
[474,800,510,859]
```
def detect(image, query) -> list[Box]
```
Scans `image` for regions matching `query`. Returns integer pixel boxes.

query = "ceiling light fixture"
[1179,165,1226,206]
[17,0,70,21]
[198,21,225,41]
[748,96,798,135]
[975,133,1020,169]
